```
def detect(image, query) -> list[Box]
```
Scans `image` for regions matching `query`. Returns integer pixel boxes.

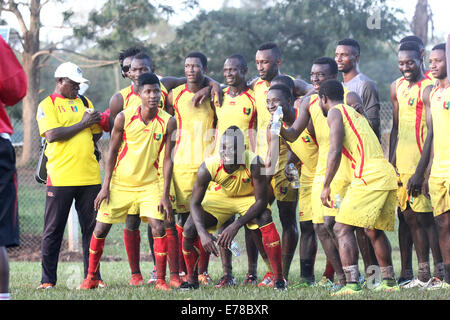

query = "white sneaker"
[401,278,427,289]
[423,277,449,290]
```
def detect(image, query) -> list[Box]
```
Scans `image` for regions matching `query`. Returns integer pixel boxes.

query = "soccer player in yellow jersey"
[408,38,450,289]
[277,57,366,289]
[318,79,398,295]
[165,51,217,285]
[389,41,443,288]
[182,126,285,290]
[248,42,312,286]
[79,73,177,291]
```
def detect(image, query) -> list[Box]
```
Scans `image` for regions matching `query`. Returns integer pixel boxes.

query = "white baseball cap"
[54,62,89,84]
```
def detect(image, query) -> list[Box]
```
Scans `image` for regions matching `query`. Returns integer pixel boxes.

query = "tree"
[411,0,434,46]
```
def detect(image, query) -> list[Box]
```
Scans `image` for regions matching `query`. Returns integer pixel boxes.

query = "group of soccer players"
[74,33,449,295]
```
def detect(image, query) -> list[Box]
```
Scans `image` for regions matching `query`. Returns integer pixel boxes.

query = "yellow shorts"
[97,184,164,224]
[298,186,312,222]
[172,169,197,213]
[270,168,298,202]
[337,186,396,231]
[428,176,450,217]
[311,178,349,224]
[397,173,433,213]
[201,184,267,233]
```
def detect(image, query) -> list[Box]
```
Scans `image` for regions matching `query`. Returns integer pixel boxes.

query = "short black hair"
[221,125,245,150]
[318,79,344,101]
[227,54,247,69]
[133,52,152,63]
[400,35,424,48]
[337,38,360,55]
[186,51,208,68]
[432,43,446,52]
[137,72,160,90]
[119,46,142,66]
[313,56,338,75]
[258,42,281,59]
[268,83,293,102]
[271,75,295,93]
[399,41,422,59]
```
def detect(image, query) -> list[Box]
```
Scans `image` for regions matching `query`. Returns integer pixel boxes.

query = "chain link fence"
[7,101,394,260]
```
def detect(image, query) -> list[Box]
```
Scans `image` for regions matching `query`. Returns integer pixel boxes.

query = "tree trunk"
[18,0,41,167]
[411,0,429,46]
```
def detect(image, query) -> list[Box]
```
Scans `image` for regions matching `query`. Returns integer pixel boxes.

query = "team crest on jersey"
[154,133,162,141]
[169,195,176,202]
[408,97,416,106]
[302,136,311,143]
[279,186,288,195]
[242,178,251,183]
[243,107,251,115]
[70,105,78,112]
[443,101,450,110]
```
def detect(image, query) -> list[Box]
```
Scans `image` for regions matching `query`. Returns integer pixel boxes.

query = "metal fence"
[7,101,394,260]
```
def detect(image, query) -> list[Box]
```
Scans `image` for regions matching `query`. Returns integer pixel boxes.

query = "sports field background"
[7,103,450,299]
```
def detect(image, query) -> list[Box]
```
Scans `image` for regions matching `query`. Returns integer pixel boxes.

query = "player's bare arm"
[108,92,124,131]
[94,112,124,211]
[293,78,314,97]
[279,94,311,142]
[388,80,399,166]
[217,156,268,249]
[407,85,434,197]
[321,108,344,208]
[189,163,218,256]
[160,116,177,223]
[345,91,364,115]
[165,90,174,115]
[44,109,101,143]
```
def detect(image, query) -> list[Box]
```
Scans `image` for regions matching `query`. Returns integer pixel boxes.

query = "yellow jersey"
[395,77,434,174]
[112,105,172,190]
[172,84,215,172]
[429,86,450,178]
[204,150,257,197]
[285,108,318,187]
[36,93,102,186]
[308,94,352,182]
[334,104,397,190]
[214,87,257,152]
[119,81,168,111]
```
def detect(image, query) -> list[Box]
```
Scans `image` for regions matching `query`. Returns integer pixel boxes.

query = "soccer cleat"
[314,276,334,288]
[215,275,236,288]
[423,277,450,290]
[257,272,274,287]
[169,274,182,288]
[397,276,413,287]
[401,278,427,289]
[98,280,107,288]
[179,271,188,283]
[36,283,54,290]
[331,283,362,296]
[242,273,258,285]
[179,281,200,291]
[155,279,171,291]
[329,281,345,292]
[273,279,287,291]
[147,267,157,284]
[129,273,144,286]
[372,279,399,292]
[78,275,99,290]
[292,277,314,289]
[198,272,213,285]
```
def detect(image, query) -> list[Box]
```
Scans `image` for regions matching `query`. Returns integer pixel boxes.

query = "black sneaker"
[242,273,258,285]
[274,279,287,291]
[179,281,199,291]
[215,275,236,288]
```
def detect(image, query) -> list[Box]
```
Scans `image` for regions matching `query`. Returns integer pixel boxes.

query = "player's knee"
[313,223,329,239]
[257,209,272,227]
[93,222,111,238]
[323,217,336,236]
[150,221,165,238]
[125,215,141,231]
[333,222,349,239]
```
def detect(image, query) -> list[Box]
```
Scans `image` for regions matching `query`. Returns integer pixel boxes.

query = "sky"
[1,0,449,45]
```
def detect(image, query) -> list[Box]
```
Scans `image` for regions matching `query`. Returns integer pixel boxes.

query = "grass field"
[8,203,450,301]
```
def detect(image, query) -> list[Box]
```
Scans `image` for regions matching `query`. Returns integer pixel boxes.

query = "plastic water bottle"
[287,163,300,189]
[229,240,241,257]
[334,194,343,209]
[270,106,284,135]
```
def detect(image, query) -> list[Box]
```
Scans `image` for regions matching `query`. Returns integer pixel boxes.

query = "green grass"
[9,203,450,300]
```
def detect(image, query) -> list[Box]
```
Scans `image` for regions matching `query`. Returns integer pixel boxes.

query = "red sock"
[166,228,179,275]
[176,224,186,274]
[259,222,283,281]
[197,240,210,274]
[88,234,105,275]
[323,258,335,281]
[182,235,200,282]
[124,229,141,274]
[153,234,168,280]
